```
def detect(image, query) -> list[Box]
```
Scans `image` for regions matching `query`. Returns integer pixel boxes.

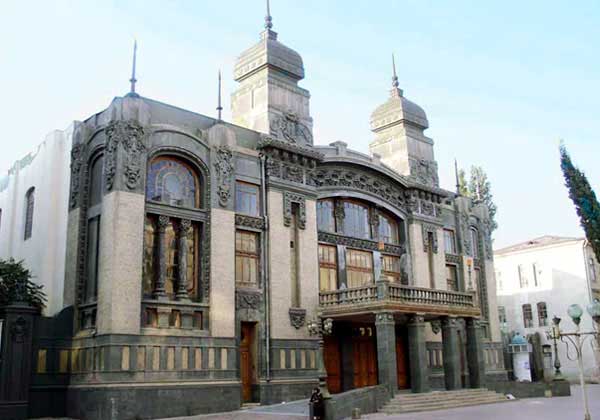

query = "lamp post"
[545,316,564,380]
[548,301,600,420]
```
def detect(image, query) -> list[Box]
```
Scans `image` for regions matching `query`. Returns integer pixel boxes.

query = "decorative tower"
[369,55,439,187]
[231,1,313,147]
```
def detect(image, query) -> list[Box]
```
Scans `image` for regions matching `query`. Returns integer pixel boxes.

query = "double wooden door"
[324,336,342,394]
[396,334,410,389]
[352,335,377,388]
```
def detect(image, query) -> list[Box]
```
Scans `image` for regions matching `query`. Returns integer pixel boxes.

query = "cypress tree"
[560,145,600,262]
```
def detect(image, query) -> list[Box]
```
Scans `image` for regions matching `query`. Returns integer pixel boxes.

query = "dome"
[234,29,304,82]
[370,88,429,132]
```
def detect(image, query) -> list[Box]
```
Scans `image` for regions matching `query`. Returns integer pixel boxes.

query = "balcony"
[319,281,481,318]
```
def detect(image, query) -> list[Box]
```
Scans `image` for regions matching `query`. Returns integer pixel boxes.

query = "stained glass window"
[146,158,199,208]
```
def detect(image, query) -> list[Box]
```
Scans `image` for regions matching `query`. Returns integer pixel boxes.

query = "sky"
[1,0,599,249]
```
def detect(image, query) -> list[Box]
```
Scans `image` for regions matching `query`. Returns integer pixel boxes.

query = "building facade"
[0,127,73,316]
[495,236,600,380]
[12,13,506,420]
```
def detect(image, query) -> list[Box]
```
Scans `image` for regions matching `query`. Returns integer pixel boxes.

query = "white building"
[495,235,600,380]
[0,125,74,316]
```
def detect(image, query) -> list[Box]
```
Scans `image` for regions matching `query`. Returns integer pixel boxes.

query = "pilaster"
[407,314,430,393]
[375,312,397,396]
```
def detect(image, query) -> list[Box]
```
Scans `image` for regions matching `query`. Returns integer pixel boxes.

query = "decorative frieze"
[430,319,441,335]
[318,231,405,255]
[235,214,265,230]
[213,146,234,207]
[283,192,306,229]
[69,143,84,209]
[236,290,262,309]
[375,311,395,324]
[288,307,307,329]
[409,157,440,188]
[258,136,322,187]
[422,223,439,254]
[104,120,146,192]
[445,253,461,265]
[269,111,313,146]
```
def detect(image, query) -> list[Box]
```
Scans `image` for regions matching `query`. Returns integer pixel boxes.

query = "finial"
[392,53,399,88]
[264,0,273,29]
[455,159,460,195]
[127,39,139,97]
[390,53,403,98]
[217,69,223,121]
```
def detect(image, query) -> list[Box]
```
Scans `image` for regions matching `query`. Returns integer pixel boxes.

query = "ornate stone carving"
[235,214,265,230]
[445,253,461,264]
[104,120,146,191]
[482,219,493,260]
[334,200,345,231]
[213,146,234,207]
[430,320,441,335]
[422,223,439,254]
[269,111,313,146]
[10,316,28,343]
[258,137,322,187]
[176,219,192,300]
[288,307,307,329]
[408,314,425,325]
[283,192,306,229]
[460,213,472,256]
[375,312,394,323]
[69,143,84,208]
[442,317,458,328]
[399,253,412,285]
[409,157,440,188]
[318,231,405,255]
[236,290,262,309]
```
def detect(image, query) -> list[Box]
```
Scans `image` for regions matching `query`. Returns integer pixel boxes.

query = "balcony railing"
[319,281,479,317]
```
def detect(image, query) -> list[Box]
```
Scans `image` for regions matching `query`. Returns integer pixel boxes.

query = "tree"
[0,258,46,310]
[457,165,498,232]
[560,144,600,263]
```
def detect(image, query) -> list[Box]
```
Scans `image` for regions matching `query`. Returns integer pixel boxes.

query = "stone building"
[495,236,600,380]
[14,10,506,420]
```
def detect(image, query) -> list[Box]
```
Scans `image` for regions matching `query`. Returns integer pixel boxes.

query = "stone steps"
[380,388,514,414]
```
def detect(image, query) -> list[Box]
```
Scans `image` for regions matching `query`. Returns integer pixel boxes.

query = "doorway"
[396,331,410,389]
[240,322,256,402]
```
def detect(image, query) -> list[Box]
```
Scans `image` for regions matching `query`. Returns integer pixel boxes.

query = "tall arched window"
[343,201,370,239]
[146,157,199,208]
[24,187,35,240]
[143,155,205,327]
[377,213,399,244]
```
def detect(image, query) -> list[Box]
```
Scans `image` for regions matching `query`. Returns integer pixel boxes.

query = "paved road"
[161,385,600,420]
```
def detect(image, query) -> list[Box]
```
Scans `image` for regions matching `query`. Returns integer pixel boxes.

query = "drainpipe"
[260,154,271,382]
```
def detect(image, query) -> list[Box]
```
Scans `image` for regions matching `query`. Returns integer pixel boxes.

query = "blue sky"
[1,0,599,248]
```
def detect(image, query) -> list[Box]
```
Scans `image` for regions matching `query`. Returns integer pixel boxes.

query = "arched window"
[146,157,200,208]
[24,187,35,240]
[343,201,370,239]
[470,227,479,258]
[85,154,104,305]
[316,199,335,232]
[377,212,399,244]
[143,156,204,319]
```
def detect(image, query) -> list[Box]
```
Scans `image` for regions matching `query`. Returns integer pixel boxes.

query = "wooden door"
[240,323,255,402]
[324,336,342,394]
[396,335,410,389]
[353,336,377,388]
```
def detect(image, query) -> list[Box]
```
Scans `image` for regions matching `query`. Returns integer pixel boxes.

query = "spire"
[127,39,139,98]
[390,53,403,98]
[216,69,223,120]
[455,158,460,194]
[264,0,273,29]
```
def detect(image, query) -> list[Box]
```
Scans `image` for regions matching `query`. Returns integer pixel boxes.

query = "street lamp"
[546,316,564,379]
[548,301,600,420]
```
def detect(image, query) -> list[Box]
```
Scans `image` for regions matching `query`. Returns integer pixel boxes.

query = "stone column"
[466,318,486,388]
[153,215,169,300]
[407,314,430,393]
[442,317,461,390]
[375,312,397,396]
[176,219,191,301]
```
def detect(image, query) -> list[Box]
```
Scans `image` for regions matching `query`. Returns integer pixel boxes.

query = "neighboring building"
[0,127,74,316]
[14,10,505,420]
[495,235,600,380]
